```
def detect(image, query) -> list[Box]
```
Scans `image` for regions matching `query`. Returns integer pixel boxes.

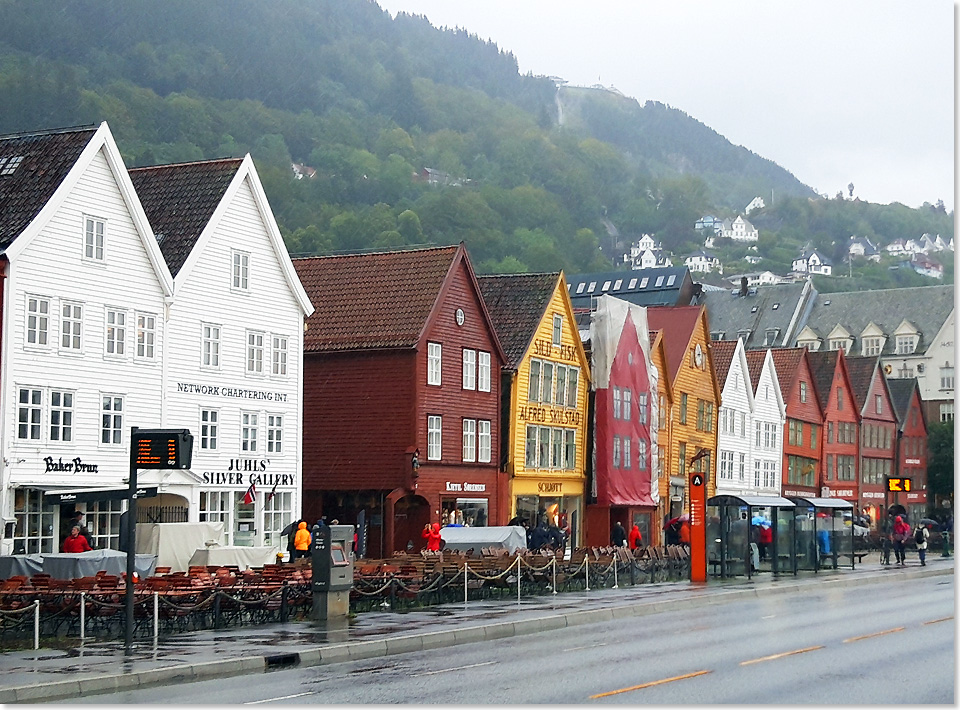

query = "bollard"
[516,558,521,603]
[464,563,468,607]
[942,532,951,558]
[552,557,557,595]
[33,599,39,650]
[153,591,159,643]
[613,555,619,589]
[79,591,85,641]
[585,557,590,591]
[280,581,289,623]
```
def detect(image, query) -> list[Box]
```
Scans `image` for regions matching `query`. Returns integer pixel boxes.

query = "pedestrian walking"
[293,521,312,560]
[892,515,911,565]
[611,521,627,548]
[628,524,643,550]
[422,522,441,552]
[914,523,930,566]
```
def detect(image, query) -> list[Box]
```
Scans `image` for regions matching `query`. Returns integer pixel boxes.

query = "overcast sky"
[376,0,954,211]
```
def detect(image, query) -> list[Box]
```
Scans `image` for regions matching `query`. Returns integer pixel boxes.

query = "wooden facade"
[809,350,860,507]
[650,330,674,544]
[773,349,825,500]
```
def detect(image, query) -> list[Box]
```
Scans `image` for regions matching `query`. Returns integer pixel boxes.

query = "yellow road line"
[589,670,712,699]
[923,616,954,625]
[740,645,823,666]
[843,627,905,643]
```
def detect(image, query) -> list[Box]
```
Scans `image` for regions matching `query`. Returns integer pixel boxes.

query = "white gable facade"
[715,340,755,497]
[724,215,759,242]
[750,349,786,497]
[0,124,174,554]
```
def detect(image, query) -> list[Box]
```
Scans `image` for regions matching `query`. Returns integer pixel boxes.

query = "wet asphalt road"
[54,573,954,704]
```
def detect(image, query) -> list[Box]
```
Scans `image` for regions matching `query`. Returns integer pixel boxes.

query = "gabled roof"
[646,305,705,383]
[769,348,807,400]
[0,125,98,250]
[478,272,560,370]
[648,329,674,404]
[843,355,880,413]
[294,245,462,352]
[708,339,738,386]
[744,349,767,392]
[887,378,920,427]
[702,281,815,350]
[129,158,242,276]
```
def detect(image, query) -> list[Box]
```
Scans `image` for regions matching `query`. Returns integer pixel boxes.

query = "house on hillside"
[792,249,833,276]
[695,215,724,234]
[745,196,765,215]
[848,236,880,262]
[910,253,943,279]
[685,250,722,274]
[720,215,759,242]
[725,271,785,288]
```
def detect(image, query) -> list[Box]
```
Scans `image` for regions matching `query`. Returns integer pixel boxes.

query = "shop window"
[263,492,293,548]
[88,499,123,550]
[11,488,56,554]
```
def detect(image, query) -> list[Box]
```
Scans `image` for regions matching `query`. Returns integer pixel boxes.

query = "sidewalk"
[0,556,952,703]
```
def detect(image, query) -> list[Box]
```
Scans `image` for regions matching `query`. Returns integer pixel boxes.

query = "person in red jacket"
[62,526,92,553]
[628,524,643,550]
[422,522,442,551]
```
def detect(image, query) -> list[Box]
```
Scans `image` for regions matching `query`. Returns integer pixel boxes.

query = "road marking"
[740,645,823,665]
[413,661,496,676]
[923,616,954,625]
[567,642,607,652]
[761,615,776,619]
[843,627,905,643]
[589,670,712,698]
[245,691,314,704]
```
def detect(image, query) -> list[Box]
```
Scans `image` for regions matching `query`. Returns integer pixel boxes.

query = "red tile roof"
[293,245,459,352]
[708,340,738,386]
[769,348,806,399]
[647,306,704,383]
[844,355,880,412]
[743,349,767,393]
[806,350,840,410]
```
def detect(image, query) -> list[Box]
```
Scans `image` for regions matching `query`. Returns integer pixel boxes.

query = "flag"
[266,480,278,504]
[242,482,257,505]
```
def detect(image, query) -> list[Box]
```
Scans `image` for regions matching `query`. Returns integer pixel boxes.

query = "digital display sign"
[133,429,193,469]
[887,477,912,492]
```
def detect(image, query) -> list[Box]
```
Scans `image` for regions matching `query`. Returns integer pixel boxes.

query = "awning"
[708,495,796,508]
[786,496,854,509]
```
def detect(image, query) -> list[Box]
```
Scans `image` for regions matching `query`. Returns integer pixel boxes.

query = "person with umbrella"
[914,522,930,566]
[664,516,681,545]
[678,514,690,548]
[279,519,304,562]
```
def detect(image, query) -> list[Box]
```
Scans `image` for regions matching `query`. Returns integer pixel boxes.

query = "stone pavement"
[0,556,951,703]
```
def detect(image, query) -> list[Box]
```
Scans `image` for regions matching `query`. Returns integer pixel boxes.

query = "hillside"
[0,0,947,280]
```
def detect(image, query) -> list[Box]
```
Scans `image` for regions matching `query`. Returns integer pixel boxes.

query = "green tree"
[926,421,954,513]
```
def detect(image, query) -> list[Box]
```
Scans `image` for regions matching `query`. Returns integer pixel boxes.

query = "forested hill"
[0,0,944,279]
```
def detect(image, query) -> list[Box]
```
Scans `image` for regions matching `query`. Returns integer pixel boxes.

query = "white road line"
[413,661,496,676]
[761,615,776,619]
[567,642,607,652]
[245,691,315,704]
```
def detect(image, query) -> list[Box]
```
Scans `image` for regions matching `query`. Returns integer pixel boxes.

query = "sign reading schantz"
[177,382,288,402]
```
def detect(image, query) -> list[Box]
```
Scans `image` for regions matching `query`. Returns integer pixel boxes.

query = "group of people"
[610,521,644,550]
[885,515,931,567]
[283,517,347,561]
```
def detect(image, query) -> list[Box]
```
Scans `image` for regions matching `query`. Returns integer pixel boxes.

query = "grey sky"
[376,0,954,211]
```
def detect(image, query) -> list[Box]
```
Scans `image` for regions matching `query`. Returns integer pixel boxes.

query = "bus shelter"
[787,496,855,571]
[706,495,797,579]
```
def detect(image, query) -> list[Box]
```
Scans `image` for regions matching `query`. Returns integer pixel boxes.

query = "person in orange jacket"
[422,522,442,551]
[679,519,691,546]
[293,521,312,560]
[628,524,643,550]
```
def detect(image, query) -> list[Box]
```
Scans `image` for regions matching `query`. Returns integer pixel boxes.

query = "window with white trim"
[200,491,232,546]
[525,425,576,469]
[246,331,264,374]
[136,312,156,360]
[462,349,476,390]
[17,387,42,440]
[232,250,249,291]
[478,351,491,392]
[555,364,567,405]
[875,394,882,414]
[541,361,554,404]
[613,436,621,468]
[60,302,83,351]
[267,414,283,454]
[613,387,621,419]
[622,388,632,421]
[427,343,442,385]
[12,489,55,554]
[896,335,916,354]
[263,491,293,548]
[940,402,954,422]
[638,392,648,424]
[637,438,647,470]
[201,409,219,450]
[101,395,123,445]
[623,437,631,469]
[26,295,50,347]
[940,365,954,391]
[462,419,476,462]
[49,390,73,442]
[478,420,491,463]
[552,315,562,346]
[105,308,126,356]
[241,412,259,452]
[565,430,576,469]
[862,337,883,356]
[428,415,442,460]
[83,216,105,261]
[202,324,221,368]
[566,368,579,407]
[88,499,122,550]
[272,335,288,376]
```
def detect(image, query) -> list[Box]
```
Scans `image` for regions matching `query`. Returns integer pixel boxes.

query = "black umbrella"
[279,520,300,537]
[917,518,939,527]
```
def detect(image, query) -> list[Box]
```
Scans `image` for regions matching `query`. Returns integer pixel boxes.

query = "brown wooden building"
[807,349,860,509]
[293,245,506,557]
[770,348,824,500]
[888,378,929,523]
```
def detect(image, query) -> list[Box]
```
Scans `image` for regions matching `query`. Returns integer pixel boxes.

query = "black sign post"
[124,427,193,654]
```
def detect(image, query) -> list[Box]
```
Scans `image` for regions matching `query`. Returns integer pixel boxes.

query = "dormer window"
[764,328,780,346]
[862,337,883,356]
[587,281,596,293]
[896,335,917,354]
[602,280,611,292]
[628,278,637,289]
[829,339,850,354]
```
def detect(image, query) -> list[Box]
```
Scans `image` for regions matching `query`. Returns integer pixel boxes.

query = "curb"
[0,565,950,703]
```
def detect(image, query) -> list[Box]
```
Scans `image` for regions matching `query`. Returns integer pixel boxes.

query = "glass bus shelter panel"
[823,509,854,569]
[773,506,795,575]
[726,507,750,578]
[706,505,721,575]
[794,507,818,572]
[750,506,773,574]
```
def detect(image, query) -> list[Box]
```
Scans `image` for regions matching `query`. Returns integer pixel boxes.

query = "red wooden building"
[770,348,824,499]
[888,378,929,523]
[293,245,506,557]
[807,349,860,509]
[845,356,898,527]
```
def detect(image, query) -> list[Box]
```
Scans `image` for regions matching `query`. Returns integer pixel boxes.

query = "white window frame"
[427,343,442,386]
[246,330,265,375]
[241,411,259,452]
[896,335,916,354]
[478,351,491,392]
[623,437,631,469]
[637,438,647,470]
[202,323,221,369]
[105,308,126,357]
[200,491,233,546]
[272,335,288,376]
[612,436,621,468]
[60,301,83,352]
[200,408,219,451]
[135,311,157,361]
[263,491,294,549]
[266,414,283,454]
[462,349,477,390]
[613,387,622,419]
[862,337,882,356]
[100,394,124,446]
[940,402,954,422]
[552,314,563,346]
[940,366,955,391]
[622,388,632,422]
[25,295,50,348]
[478,420,492,463]
[462,419,477,462]
[83,215,105,262]
[232,250,250,291]
[428,415,442,460]
[16,387,42,441]
[49,389,74,443]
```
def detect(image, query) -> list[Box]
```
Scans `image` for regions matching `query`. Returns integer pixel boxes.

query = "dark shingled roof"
[708,339,738,386]
[886,377,919,426]
[744,349,766,392]
[800,285,954,356]
[566,266,691,308]
[843,355,880,412]
[477,273,558,370]
[129,159,242,276]
[293,245,458,352]
[0,125,97,249]
[702,282,814,350]
[806,349,840,410]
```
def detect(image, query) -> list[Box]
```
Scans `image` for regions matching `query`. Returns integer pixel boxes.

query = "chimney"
[739,276,748,297]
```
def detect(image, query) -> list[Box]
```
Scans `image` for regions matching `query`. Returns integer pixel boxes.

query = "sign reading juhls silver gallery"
[201,458,295,487]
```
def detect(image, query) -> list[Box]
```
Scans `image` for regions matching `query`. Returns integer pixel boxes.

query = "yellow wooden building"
[478,272,591,543]
[648,306,721,525]
[649,328,674,544]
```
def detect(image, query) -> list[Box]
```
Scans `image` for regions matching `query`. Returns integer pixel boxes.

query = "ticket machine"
[311,524,354,620]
